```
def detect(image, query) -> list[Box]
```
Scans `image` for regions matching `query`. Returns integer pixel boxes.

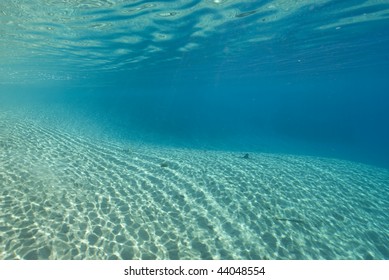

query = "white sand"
[1,112,388,259]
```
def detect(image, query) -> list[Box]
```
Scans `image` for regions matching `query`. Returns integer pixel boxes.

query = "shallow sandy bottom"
[1,112,388,260]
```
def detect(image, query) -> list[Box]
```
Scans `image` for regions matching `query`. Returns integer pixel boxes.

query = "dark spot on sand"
[160,162,169,168]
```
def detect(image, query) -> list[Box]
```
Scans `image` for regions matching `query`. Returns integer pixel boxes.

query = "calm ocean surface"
[1,0,388,260]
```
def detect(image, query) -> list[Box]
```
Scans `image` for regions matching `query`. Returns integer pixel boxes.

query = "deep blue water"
[1,0,389,167]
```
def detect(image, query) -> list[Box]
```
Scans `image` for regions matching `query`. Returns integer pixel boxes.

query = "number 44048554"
[217,266,265,276]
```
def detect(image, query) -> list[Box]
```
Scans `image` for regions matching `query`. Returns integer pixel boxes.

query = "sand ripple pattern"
[1,114,389,259]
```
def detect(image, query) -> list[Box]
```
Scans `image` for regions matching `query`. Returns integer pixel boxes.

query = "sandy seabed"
[1,112,388,260]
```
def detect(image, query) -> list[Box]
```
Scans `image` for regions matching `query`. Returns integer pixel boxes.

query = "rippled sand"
[1,113,388,260]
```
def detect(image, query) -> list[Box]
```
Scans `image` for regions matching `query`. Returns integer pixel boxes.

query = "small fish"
[235,10,257,18]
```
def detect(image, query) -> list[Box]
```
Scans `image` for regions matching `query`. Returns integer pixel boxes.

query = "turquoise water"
[1,0,389,259]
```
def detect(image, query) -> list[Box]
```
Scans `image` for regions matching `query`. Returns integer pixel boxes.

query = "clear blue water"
[2,0,389,167]
[1,1,389,259]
